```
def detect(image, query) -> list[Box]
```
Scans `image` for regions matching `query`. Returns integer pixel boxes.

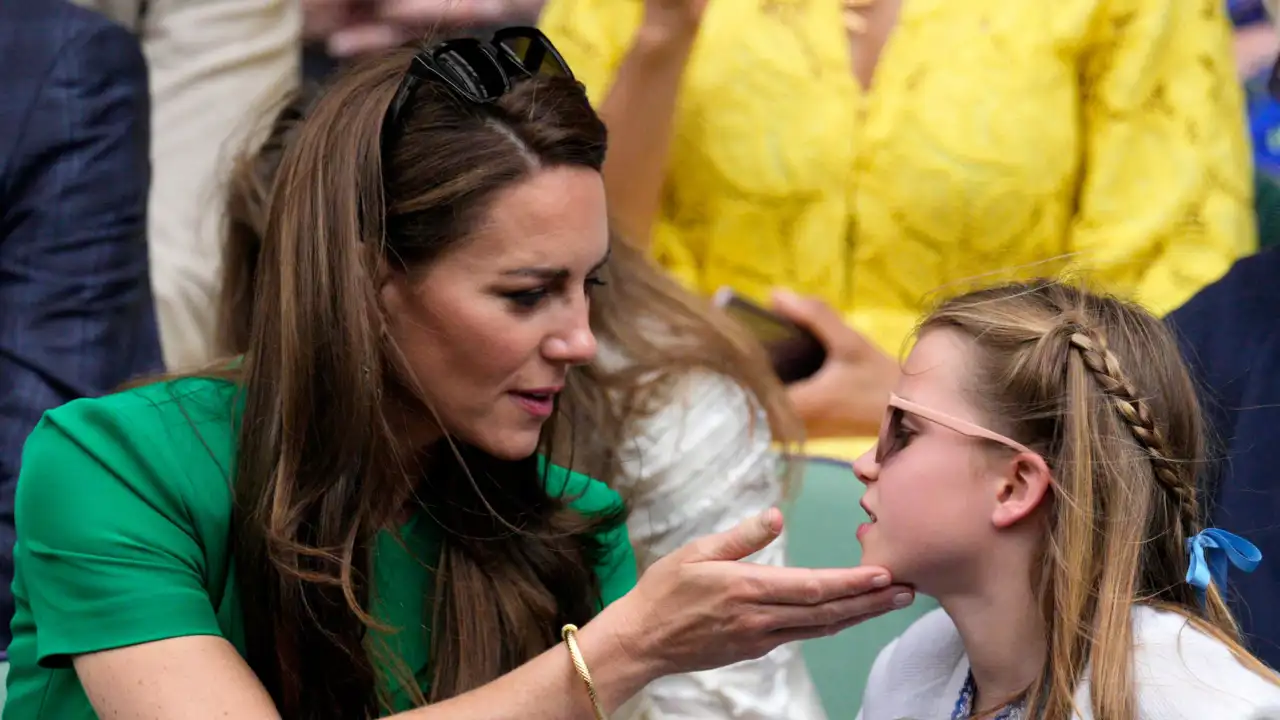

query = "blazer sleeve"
[0,13,162,646]
[1068,0,1255,317]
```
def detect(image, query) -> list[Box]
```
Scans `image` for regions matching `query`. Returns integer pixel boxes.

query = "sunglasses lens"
[501,34,531,62]
[875,407,900,463]
[498,33,571,79]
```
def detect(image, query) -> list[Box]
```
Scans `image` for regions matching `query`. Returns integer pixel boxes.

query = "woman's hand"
[639,0,711,43]
[599,508,912,679]
[771,290,899,439]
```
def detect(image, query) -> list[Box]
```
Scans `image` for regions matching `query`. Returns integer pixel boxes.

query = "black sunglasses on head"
[380,27,574,156]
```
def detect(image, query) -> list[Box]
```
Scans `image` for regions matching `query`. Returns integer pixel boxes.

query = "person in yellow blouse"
[539,0,1256,459]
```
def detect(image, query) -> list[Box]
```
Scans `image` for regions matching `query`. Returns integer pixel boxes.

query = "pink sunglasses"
[876,393,1036,463]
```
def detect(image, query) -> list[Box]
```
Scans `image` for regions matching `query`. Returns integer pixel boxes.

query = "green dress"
[4,377,638,719]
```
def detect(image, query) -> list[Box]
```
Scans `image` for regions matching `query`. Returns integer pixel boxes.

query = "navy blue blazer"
[1169,248,1280,671]
[0,0,164,649]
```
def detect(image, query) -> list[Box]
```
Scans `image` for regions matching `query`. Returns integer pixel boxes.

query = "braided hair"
[1065,328,1197,519]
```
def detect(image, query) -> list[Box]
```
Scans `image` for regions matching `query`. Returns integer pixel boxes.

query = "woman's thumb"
[683,508,783,563]
[771,290,843,344]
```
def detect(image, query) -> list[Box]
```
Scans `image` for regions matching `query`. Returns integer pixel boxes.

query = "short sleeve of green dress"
[4,377,637,720]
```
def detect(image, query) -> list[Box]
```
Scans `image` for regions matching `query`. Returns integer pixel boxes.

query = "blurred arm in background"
[309,0,548,59]
[0,0,163,650]
[539,0,697,251]
[1235,0,1279,79]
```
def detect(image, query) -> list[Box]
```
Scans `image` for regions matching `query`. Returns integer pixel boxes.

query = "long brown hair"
[919,281,1278,720]
[230,48,623,718]
[218,96,802,499]
[216,85,312,357]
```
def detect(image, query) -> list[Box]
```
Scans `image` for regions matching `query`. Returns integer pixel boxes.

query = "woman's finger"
[678,508,783,563]
[758,585,911,631]
[765,603,902,647]
[770,289,863,355]
[744,564,894,605]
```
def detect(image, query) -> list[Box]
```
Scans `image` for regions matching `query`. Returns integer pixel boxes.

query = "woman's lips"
[509,390,557,418]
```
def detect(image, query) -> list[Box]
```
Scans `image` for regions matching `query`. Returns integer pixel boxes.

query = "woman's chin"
[469,430,542,462]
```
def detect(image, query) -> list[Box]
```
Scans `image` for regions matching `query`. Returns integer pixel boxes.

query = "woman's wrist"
[632,19,700,60]
[568,601,666,710]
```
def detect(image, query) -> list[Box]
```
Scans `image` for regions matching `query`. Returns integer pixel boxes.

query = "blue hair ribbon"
[1185,528,1262,605]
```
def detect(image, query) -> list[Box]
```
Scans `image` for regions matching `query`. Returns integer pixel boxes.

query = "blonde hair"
[920,280,1278,720]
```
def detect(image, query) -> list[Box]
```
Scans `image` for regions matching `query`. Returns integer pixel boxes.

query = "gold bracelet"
[561,624,607,720]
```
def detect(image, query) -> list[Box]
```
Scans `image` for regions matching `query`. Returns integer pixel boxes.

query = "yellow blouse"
[543,0,1253,334]
[541,0,1254,459]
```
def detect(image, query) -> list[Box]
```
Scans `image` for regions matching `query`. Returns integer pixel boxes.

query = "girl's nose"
[852,448,879,485]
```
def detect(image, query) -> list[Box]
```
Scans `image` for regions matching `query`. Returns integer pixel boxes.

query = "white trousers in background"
[73,0,301,370]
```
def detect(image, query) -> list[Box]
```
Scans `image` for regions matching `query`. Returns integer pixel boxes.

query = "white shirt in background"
[613,368,828,720]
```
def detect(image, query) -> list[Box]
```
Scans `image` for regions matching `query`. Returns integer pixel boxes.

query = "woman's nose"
[852,448,879,486]
[543,326,598,366]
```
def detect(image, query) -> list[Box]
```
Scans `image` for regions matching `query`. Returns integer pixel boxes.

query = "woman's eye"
[504,288,549,309]
[505,276,605,310]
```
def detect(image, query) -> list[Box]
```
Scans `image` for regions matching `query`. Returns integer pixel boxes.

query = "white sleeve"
[1131,608,1280,719]
[620,372,827,720]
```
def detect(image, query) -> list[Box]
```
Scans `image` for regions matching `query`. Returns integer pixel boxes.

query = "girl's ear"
[992,452,1052,528]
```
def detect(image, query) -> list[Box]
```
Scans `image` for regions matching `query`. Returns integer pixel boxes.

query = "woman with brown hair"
[218,81,831,718]
[4,30,908,719]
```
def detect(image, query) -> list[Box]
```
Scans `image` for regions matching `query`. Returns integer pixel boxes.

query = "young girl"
[854,281,1280,719]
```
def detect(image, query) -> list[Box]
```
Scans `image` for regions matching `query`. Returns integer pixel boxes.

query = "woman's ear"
[374,254,397,290]
[377,259,408,314]
[991,452,1052,528]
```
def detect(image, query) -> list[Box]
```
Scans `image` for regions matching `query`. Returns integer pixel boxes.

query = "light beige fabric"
[73,0,301,369]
